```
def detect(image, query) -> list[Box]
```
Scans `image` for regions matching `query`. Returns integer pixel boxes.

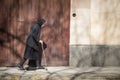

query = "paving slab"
[0,67,120,80]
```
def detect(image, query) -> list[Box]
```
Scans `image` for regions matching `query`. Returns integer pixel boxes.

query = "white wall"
[70,0,120,45]
[70,0,120,67]
[70,0,91,45]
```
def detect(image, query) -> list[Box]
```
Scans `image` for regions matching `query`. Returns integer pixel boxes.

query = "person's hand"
[39,40,43,44]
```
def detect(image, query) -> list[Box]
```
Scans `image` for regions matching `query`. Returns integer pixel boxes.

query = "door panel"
[0,0,70,66]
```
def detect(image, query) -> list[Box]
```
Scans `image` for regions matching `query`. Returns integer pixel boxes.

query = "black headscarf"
[37,19,45,26]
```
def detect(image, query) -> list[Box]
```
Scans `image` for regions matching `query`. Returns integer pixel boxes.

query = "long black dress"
[24,19,45,60]
[28,42,47,67]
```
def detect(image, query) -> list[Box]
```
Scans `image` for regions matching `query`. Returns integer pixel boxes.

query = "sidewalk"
[0,67,120,80]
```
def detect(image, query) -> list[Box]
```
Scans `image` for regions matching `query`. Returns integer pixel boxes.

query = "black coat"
[26,23,41,51]
[24,19,46,60]
[24,41,47,60]
[28,42,47,67]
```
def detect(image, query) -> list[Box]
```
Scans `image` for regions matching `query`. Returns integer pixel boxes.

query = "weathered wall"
[0,0,70,66]
[91,0,120,44]
[70,0,120,67]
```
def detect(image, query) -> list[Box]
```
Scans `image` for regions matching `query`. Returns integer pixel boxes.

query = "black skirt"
[24,45,40,60]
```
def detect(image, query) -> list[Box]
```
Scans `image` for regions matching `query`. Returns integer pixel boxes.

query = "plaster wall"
[70,0,120,67]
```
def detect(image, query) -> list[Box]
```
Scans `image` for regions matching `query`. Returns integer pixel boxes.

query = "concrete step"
[0,67,120,80]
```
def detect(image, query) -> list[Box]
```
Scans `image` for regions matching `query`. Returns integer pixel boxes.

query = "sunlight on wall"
[70,0,120,45]
[70,0,90,45]
[70,0,120,67]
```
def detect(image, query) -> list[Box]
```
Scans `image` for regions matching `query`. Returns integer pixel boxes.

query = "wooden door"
[0,0,70,66]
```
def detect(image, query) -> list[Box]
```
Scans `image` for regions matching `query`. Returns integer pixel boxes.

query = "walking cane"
[41,42,48,71]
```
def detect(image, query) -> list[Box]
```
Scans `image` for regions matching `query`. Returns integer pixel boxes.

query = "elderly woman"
[18,19,46,70]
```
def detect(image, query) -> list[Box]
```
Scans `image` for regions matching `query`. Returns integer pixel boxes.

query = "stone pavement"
[0,67,120,80]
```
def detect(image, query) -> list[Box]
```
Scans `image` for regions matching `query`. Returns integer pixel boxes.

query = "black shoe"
[25,67,36,70]
[36,66,45,69]
[18,65,24,70]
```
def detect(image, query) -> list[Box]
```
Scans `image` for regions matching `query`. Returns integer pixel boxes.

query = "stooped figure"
[18,19,46,70]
